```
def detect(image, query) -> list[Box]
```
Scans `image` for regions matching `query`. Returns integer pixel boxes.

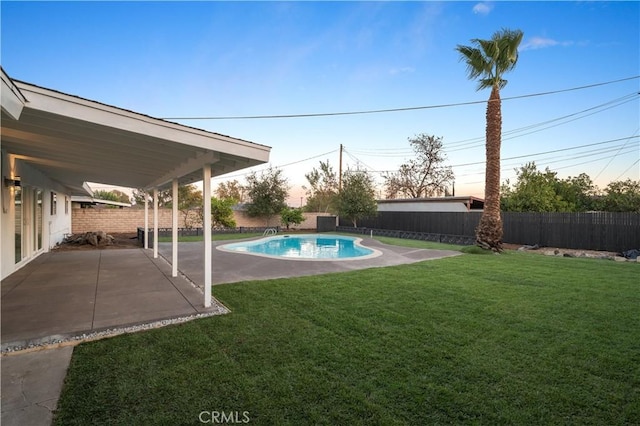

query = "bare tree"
[383,134,454,199]
[215,180,246,203]
[303,160,339,212]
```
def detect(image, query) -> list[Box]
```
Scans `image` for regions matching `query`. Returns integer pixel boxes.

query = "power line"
[346,92,638,156]
[449,136,639,168]
[613,159,639,181]
[447,93,638,152]
[593,127,639,181]
[456,148,639,188]
[342,148,377,173]
[160,76,639,120]
[211,149,338,180]
[361,136,639,176]
[551,148,639,172]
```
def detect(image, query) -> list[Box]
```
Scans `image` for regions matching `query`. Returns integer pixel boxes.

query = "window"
[36,189,43,250]
[51,192,57,215]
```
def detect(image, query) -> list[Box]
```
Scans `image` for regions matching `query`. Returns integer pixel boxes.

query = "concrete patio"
[1,248,220,350]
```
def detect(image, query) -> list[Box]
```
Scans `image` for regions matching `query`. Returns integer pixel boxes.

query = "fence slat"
[340,211,640,252]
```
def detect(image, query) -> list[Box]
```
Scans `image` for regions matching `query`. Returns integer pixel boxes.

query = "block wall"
[71,207,332,233]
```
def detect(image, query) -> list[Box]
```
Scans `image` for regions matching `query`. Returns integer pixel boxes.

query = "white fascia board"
[15,83,271,162]
[1,71,27,120]
[146,151,221,189]
[82,182,94,196]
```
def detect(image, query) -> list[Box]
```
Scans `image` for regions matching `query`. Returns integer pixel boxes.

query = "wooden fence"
[340,211,640,252]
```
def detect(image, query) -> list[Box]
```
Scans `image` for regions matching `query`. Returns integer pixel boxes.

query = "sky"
[2,1,638,205]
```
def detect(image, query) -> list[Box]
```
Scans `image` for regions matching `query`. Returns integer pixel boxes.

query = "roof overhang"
[1,67,26,120]
[70,195,132,208]
[1,70,270,195]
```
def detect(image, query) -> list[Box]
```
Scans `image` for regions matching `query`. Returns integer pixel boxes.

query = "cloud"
[521,36,575,51]
[389,67,415,75]
[472,2,493,15]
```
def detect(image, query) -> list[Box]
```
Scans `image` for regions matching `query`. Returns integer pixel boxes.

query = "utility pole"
[339,144,343,191]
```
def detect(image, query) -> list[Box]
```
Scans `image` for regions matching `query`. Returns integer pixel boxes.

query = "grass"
[369,235,471,252]
[54,243,639,425]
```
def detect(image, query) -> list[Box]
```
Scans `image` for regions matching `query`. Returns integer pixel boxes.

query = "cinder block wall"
[71,207,332,233]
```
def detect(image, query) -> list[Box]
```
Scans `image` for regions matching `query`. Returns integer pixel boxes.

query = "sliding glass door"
[14,186,22,263]
[14,186,44,265]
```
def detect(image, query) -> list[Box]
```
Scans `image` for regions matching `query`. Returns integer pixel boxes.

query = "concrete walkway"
[158,236,461,286]
[1,346,72,426]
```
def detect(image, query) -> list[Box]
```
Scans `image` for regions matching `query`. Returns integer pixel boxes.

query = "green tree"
[554,173,597,212]
[280,207,305,230]
[211,197,237,228]
[245,167,290,225]
[215,180,245,203]
[382,134,454,199]
[92,190,131,208]
[337,169,378,227]
[600,179,640,212]
[501,163,571,212]
[131,188,171,207]
[173,184,203,228]
[457,28,524,251]
[303,160,339,212]
[93,190,119,202]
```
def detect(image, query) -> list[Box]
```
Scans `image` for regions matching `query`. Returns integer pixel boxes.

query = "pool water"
[218,234,380,260]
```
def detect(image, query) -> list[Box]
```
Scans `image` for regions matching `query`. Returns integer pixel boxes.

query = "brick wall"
[71,207,334,233]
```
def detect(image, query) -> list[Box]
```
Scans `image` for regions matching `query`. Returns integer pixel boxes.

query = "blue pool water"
[218,234,378,260]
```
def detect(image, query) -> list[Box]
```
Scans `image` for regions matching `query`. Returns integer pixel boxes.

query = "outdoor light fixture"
[3,176,21,187]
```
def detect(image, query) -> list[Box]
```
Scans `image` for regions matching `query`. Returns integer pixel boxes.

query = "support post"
[203,164,212,307]
[339,143,343,191]
[153,188,159,259]
[144,192,149,249]
[172,178,178,277]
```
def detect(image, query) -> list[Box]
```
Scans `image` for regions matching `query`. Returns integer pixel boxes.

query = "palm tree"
[456,28,523,252]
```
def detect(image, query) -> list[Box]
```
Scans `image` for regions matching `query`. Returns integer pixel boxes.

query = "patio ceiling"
[1,73,270,195]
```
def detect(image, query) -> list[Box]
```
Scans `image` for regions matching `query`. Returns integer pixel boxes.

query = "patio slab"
[1,248,218,349]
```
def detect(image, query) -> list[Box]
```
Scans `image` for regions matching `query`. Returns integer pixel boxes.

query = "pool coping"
[216,234,383,261]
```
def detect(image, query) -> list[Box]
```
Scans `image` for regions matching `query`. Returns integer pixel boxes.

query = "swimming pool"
[217,234,381,261]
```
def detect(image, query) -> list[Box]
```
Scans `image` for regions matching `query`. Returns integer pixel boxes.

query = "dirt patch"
[503,243,624,259]
[53,233,141,251]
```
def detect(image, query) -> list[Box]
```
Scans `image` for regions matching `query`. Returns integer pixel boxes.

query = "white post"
[172,178,178,277]
[144,192,149,249]
[203,164,212,307]
[153,188,159,259]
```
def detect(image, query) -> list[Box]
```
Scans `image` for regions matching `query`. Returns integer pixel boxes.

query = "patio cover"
[1,67,271,306]
[1,69,270,194]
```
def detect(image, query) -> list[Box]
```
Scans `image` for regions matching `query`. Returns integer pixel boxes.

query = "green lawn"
[54,240,639,425]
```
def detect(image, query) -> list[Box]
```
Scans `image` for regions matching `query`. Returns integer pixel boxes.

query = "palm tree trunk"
[476,85,504,251]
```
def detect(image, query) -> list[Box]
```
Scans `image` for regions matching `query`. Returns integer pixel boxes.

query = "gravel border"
[1,298,230,355]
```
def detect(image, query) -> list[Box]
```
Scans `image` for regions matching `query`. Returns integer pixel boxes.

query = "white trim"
[1,68,26,120]
[203,165,212,308]
[153,188,158,259]
[144,193,149,250]
[15,82,271,158]
[172,179,178,277]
